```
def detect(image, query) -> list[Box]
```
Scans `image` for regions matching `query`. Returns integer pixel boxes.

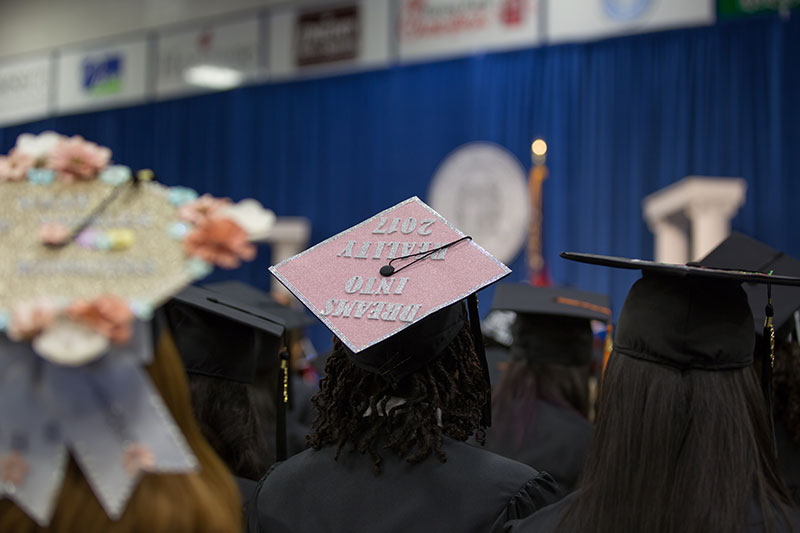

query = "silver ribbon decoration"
[0,322,197,526]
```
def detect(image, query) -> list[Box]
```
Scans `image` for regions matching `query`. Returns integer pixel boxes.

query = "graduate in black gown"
[775,338,800,505]
[205,280,318,457]
[701,233,800,505]
[163,286,286,508]
[508,253,800,533]
[486,284,610,492]
[247,198,561,533]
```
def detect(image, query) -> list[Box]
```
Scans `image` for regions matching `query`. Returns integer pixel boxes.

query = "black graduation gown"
[246,436,561,533]
[505,491,800,533]
[775,419,800,505]
[486,400,593,492]
[236,476,258,509]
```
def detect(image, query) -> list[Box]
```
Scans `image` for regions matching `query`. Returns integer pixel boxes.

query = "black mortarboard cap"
[492,284,611,322]
[560,252,800,370]
[164,286,285,383]
[700,232,800,339]
[203,280,315,331]
[492,284,611,366]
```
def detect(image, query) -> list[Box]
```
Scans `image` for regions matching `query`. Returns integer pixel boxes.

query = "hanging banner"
[398,0,540,62]
[717,0,800,17]
[296,5,360,67]
[268,0,390,78]
[156,18,260,98]
[547,0,714,43]
[0,54,51,126]
[55,39,148,114]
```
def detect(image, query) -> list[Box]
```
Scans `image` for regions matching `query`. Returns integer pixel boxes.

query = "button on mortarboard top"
[269,196,511,356]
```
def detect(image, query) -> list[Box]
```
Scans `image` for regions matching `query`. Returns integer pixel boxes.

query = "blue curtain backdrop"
[3,14,799,352]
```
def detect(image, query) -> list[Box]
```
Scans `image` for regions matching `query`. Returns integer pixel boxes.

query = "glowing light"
[183,65,244,90]
[531,138,547,157]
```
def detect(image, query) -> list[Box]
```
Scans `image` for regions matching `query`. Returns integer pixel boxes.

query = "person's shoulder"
[505,492,574,533]
[443,437,560,502]
[445,437,539,478]
[261,446,328,480]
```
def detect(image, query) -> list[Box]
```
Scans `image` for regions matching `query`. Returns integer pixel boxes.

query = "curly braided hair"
[774,339,800,445]
[307,324,488,474]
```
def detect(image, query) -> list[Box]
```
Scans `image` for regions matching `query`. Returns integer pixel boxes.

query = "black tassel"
[762,285,776,457]
[276,351,290,461]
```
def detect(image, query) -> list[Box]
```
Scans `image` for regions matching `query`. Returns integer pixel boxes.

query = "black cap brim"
[203,280,315,331]
[166,286,286,383]
[700,233,800,336]
[492,283,611,323]
[560,252,800,287]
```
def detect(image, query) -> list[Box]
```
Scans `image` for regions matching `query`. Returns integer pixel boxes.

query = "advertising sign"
[269,0,390,78]
[156,18,260,98]
[56,39,148,113]
[296,5,360,67]
[717,0,800,17]
[398,0,540,61]
[547,0,714,43]
[0,54,51,126]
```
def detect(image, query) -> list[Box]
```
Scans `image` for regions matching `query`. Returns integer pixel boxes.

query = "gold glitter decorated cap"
[0,132,275,526]
[0,131,276,364]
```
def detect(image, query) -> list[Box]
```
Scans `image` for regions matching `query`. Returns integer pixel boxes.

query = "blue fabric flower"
[168,187,199,207]
[167,222,189,240]
[100,165,132,186]
[27,168,55,185]
[129,300,154,320]
[185,259,212,279]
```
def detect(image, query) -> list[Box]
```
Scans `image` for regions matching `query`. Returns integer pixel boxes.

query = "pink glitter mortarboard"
[269,197,511,354]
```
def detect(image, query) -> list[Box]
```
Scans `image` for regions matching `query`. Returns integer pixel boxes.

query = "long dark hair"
[488,359,589,452]
[558,351,794,533]
[307,325,488,474]
[188,374,275,480]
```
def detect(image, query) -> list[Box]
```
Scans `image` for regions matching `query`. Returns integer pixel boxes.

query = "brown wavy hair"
[307,325,489,474]
[0,329,242,532]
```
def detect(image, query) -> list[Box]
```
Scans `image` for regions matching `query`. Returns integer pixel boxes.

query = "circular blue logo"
[603,0,653,21]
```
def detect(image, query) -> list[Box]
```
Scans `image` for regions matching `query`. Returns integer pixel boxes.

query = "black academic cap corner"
[166,285,285,383]
[173,285,285,339]
[700,232,800,336]
[203,280,315,330]
[491,283,611,323]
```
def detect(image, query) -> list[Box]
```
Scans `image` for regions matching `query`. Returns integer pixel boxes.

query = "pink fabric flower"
[122,443,155,475]
[67,295,134,344]
[0,151,34,182]
[7,299,60,341]
[0,452,29,486]
[48,135,111,183]
[178,194,231,225]
[183,217,256,269]
[39,222,71,246]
